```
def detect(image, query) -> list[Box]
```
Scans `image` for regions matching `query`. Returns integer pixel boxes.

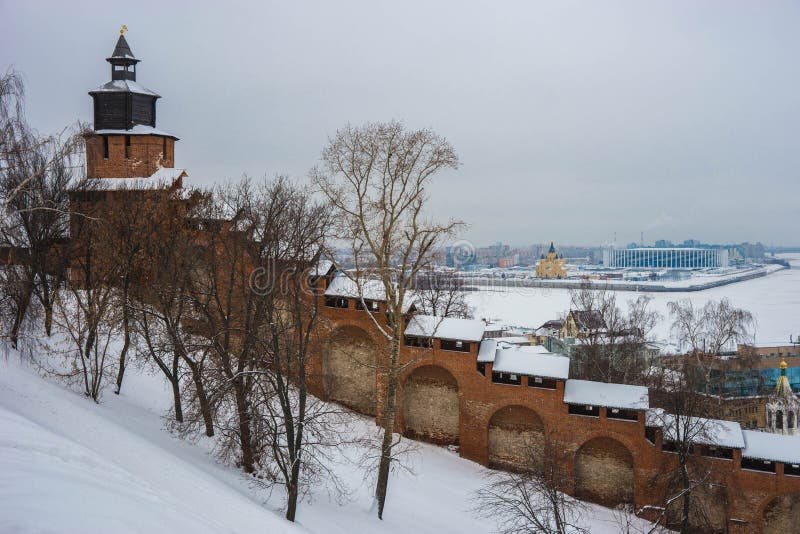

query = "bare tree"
[189,180,267,473]
[0,70,25,164]
[645,363,727,534]
[0,71,80,345]
[414,267,473,319]
[136,188,216,435]
[667,298,754,394]
[133,302,185,422]
[569,285,659,384]
[241,177,343,521]
[313,121,462,519]
[473,439,588,534]
[49,194,119,402]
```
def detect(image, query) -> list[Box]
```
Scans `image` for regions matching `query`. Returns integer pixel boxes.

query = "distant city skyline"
[2,1,799,245]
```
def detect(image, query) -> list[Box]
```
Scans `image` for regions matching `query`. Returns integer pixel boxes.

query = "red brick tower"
[85,27,179,180]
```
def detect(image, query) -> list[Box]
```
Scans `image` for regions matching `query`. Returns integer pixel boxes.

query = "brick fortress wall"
[308,288,800,534]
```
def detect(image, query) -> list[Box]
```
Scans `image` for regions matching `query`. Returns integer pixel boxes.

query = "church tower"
[85,27,178,179]
[535,241,567,279]
[766,359,800,435]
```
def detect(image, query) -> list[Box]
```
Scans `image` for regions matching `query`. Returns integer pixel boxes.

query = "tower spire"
[775,359,792,401]
[107,27,139,81]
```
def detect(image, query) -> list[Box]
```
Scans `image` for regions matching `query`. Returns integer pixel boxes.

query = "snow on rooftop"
[324,275,416,312]
[405,315,485,342]
[648,410,745,449]
[478,340,554,363]
[742,430,800,465]
[90,79,160,97]
[150,167,187,182]
[564,380,649,410]
[477,339,498,363]
[492,347,570,379]
[78,168,186,191]
[311,259,334,277]
[517,344,553,354]
[325,276,386,300]
[94,124,177,138]
[486,336,529,345]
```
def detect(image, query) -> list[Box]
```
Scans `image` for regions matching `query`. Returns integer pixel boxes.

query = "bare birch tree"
[1,70,80,345]
[667,298,754,394]
[312,121,462,519]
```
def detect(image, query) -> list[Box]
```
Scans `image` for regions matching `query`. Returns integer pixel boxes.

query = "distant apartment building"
[603,246,729,269]
[497,254,519,268]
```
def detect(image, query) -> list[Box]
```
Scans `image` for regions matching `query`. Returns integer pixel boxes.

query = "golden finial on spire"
[781,359,788,371]
[120,25,128,36]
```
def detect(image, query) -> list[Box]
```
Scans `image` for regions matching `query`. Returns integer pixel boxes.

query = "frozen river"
[466,254,800,345]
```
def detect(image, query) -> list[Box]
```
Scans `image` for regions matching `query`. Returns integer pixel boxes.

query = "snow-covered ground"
[467,254,800,345]
[0,348,653,533]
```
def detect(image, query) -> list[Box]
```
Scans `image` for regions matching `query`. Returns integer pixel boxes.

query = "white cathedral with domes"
[765,359,800,435]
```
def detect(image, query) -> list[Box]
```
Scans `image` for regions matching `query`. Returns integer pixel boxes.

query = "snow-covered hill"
[0,347,650,533]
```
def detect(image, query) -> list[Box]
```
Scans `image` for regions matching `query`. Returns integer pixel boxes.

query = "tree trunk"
[680,460,690,533]
[114,296,131,394]
[171,374,184,423]
[170,353,183,423]
[286,479,299,521]
[286,390,305,521]
[10,285,33,349]
[187,362,214,437]
[43,299,53,337]
[83,321,98,398]
[375,339,400,520]
[233,381,255,473]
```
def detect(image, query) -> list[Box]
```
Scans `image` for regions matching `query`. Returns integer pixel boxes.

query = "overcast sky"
[2,0,799,247]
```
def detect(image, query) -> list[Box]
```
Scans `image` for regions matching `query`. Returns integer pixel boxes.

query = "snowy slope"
[0,356,304,534]
[0,351,654,533]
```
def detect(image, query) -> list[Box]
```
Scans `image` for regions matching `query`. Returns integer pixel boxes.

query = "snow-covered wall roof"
[311,259,334,277]
[477,341,554,363]
[405,315,485,342]
[492,347,570,379]
[78,168,186,191]
[324,275,416,312]
[742,430,800,465]
[325,276,386,301]
[485,336,529,345]
[149,168,187,182]
[94,124,177,138]
[477,339,498,363]
[564,380,649,410]
[648,410,745,449]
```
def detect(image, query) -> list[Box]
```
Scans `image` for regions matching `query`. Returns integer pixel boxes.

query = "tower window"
[125,135,131,158]
[163,137,167,162]
[102,136,109,159]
